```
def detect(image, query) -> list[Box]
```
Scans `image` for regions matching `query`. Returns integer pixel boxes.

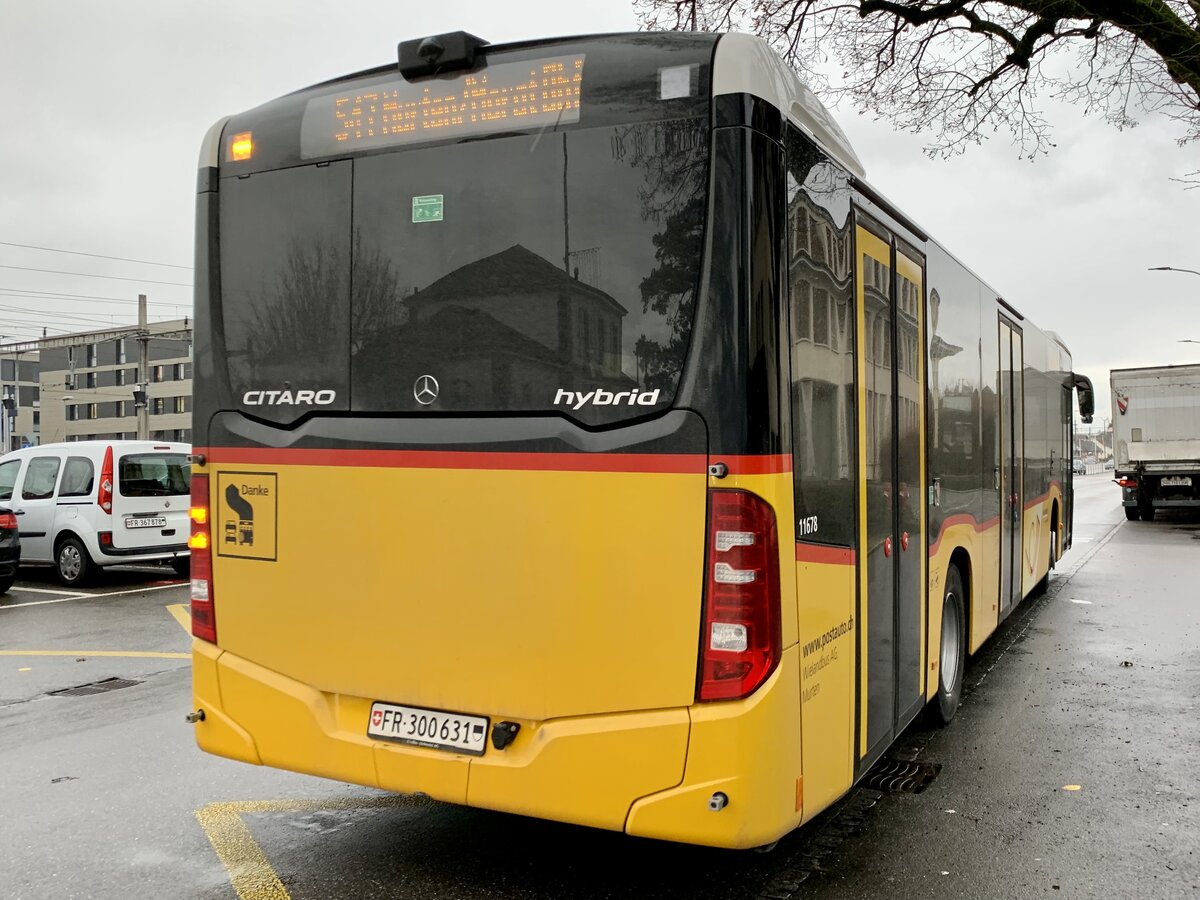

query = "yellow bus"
[188,30,1096,849]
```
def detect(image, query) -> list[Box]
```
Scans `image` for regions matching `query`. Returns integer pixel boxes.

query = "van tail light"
[697,489,782,702]
[188,473,217,644]
[0,511,17,530]
[98,445,114,513]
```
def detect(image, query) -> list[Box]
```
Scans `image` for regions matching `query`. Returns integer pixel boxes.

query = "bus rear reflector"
[697,489,781,702]
[189,473,217,644]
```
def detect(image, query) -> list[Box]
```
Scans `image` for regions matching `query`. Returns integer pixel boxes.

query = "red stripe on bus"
[195,446,711,474]
[720,455,793,475]
[795,542,855,565]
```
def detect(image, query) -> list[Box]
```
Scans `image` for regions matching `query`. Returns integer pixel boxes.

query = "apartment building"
[36,320,192,444]
[0,353,41,451]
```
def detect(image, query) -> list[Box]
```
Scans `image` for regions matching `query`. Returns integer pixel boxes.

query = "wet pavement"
[0,473,1195,899]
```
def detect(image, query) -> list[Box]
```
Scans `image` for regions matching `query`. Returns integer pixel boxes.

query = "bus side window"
[785,125,855,548]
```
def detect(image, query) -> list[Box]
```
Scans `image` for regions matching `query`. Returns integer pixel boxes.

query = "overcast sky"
[2,0,1197,423]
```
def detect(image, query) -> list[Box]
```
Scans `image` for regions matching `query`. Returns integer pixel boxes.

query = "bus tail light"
[97,445,114,513]
[697,489,781,702]
[189,473,217,644]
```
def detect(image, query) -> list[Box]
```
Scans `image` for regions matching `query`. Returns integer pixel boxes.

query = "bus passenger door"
[998,317,1024,614]
[854,219,927,770]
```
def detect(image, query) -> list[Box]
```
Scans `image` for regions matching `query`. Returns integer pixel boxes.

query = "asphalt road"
[0,473,1195,900]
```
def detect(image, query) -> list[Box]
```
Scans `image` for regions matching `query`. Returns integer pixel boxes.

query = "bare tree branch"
[633,0,1200,161]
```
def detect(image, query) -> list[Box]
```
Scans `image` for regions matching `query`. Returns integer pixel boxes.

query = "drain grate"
[48,677,142,698]
[863,757,941,794]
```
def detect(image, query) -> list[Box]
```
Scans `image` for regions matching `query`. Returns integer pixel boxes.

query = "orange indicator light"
[230,132,254,161]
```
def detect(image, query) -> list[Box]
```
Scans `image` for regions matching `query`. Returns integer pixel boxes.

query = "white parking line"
[9,586,88,596]
[1,583,184,610]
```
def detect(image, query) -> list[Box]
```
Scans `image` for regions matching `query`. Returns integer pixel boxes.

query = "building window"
[87,403,98,420]
[115,401,126,418]
[117,338,127,364]
[152,365,164,383]
[67,405,79,422]
[86,372,96,388]
[173,396,186,414]
[173,363,186,380]
[152,397,165,415]
[116,368,126,386]
[86,343,98,367]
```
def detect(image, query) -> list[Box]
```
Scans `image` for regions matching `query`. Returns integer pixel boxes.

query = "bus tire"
[928,565,966,727]
[1124,507,1139,521]
[55,536,93,587]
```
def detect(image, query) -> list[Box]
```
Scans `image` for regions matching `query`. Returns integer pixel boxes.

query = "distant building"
[0,352,41,451]
[35,320,192,444]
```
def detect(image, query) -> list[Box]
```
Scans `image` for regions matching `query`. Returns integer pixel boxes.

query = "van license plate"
[1161,476,1192,487]
[367,702,488,756]
[126,516,167,528]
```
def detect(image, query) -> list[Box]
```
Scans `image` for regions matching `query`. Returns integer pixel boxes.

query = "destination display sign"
[301,54,585,156]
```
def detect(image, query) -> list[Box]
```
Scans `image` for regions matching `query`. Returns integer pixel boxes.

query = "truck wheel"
[927,565,966,727]
[55,537,93,587]
[1140,506,1156,522]
[1124,507,1140,521]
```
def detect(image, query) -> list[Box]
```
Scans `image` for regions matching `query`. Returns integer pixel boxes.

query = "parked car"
[1072,457,1086,475]
[0,441,190,586]
[0,505,20,594]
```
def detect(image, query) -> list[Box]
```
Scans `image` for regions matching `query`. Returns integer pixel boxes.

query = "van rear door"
[111,447,191,550]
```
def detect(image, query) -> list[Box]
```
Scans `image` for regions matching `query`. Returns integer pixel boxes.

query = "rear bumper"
[95,542,189,562]
[192,642,803,848]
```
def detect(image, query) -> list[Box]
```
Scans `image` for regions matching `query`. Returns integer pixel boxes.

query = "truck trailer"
[1111,364,1200,520]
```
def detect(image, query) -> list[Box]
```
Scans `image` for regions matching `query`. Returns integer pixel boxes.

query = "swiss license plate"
[125,516,166,528]
[1161,476,1192,487]
[367,702,488,756]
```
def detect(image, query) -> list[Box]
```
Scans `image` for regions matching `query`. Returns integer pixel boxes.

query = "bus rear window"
[350,117,709,425]
[118,454,191,497]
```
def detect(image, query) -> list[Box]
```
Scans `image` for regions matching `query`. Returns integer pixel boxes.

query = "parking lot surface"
[2,473,1196,899]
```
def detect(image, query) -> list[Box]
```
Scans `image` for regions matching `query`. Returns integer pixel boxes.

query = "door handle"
[14,509,25,515]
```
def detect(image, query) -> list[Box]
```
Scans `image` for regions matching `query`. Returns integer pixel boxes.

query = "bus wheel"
[929,565,966,727]
[1124,507,1140,521]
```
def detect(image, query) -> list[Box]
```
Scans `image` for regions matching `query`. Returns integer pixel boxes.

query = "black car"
[0,505,20,594]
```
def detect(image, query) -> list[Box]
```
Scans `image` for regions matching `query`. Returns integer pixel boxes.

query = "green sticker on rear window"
[412,194,444,223]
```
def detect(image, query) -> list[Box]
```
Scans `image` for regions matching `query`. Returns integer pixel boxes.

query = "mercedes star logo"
[413,374,440,405]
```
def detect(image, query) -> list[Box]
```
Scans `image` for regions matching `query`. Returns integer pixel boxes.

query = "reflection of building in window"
[786,156,855,547]
[373,244,633,407]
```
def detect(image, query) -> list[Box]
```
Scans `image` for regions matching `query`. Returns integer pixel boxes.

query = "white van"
[0,441,191,586]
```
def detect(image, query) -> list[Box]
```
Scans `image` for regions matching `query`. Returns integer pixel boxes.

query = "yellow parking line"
[0,650,190,659]
[196,797,420,900]
[167,603,191,634]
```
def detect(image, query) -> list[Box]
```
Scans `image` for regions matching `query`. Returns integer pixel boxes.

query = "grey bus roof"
[712,33,865,179]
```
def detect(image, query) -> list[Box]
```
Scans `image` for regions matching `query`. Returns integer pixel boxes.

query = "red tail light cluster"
[97,445,114,513]
[188,473,217,643]
[697,489,782,702]
[0,510,18,530]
